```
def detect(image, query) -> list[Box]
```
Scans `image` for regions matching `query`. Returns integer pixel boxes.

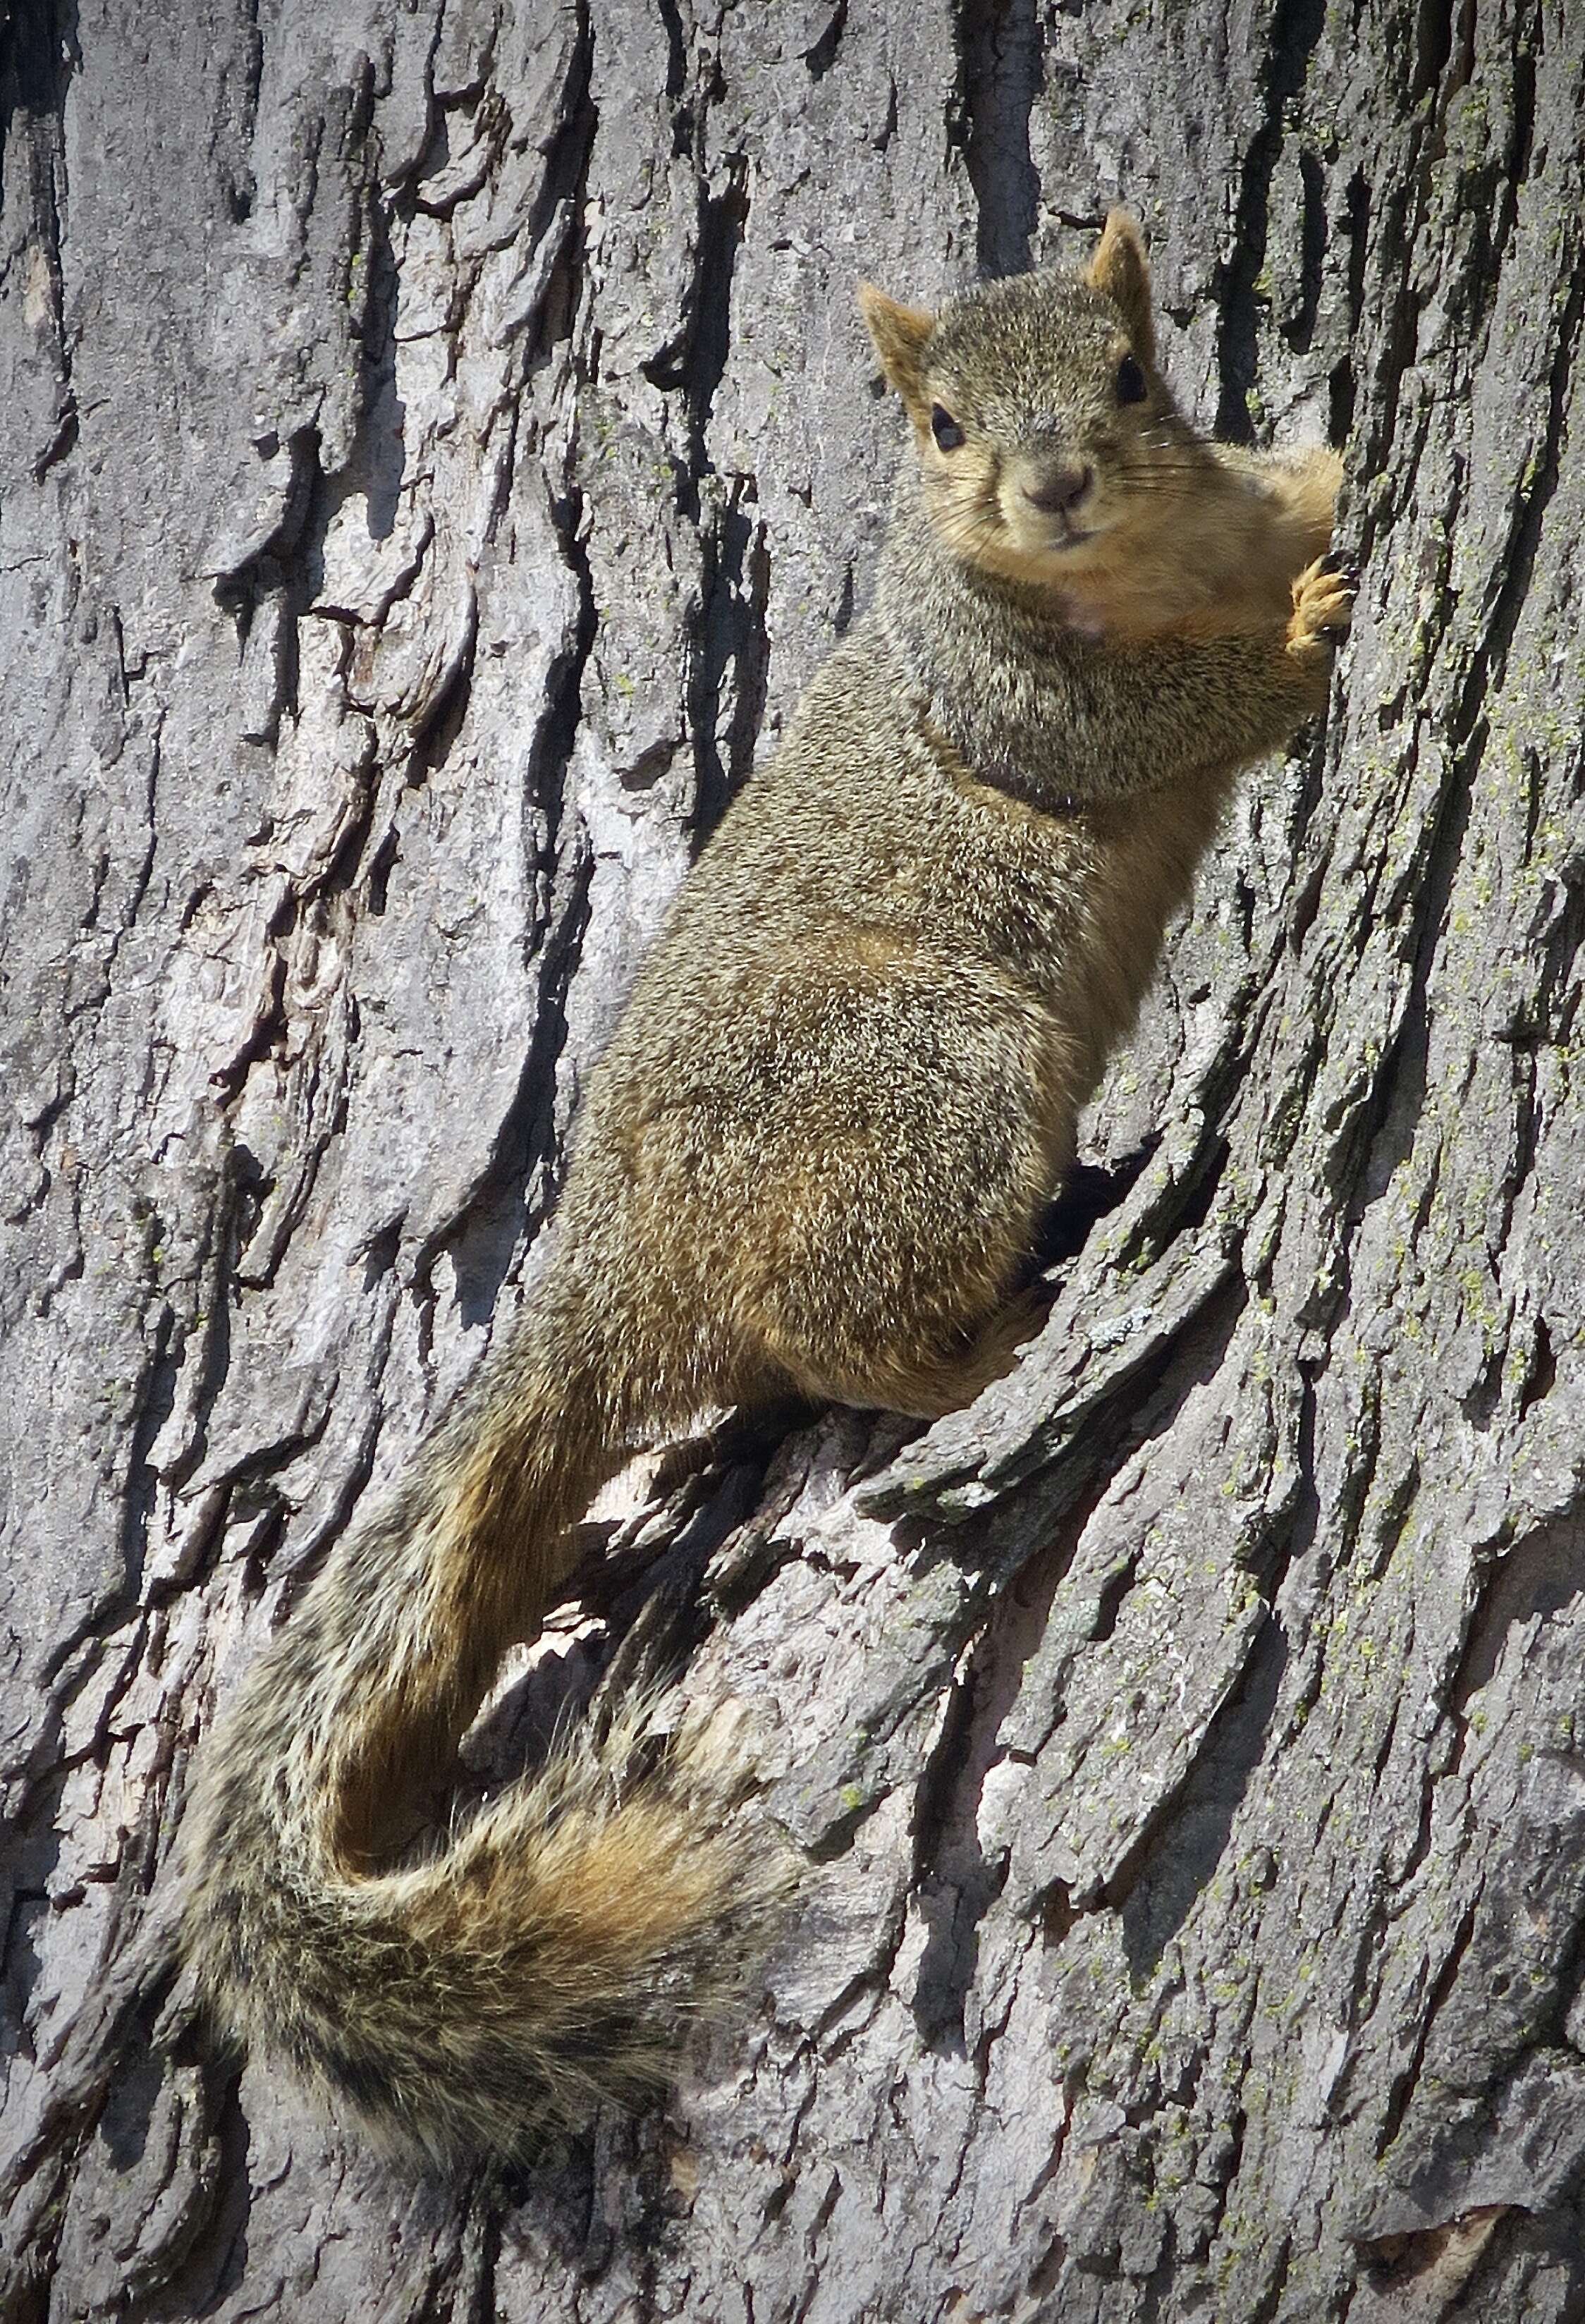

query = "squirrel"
[177,213,1352,2167]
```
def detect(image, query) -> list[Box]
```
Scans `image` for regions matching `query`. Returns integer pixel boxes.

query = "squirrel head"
[860,213,1219,615]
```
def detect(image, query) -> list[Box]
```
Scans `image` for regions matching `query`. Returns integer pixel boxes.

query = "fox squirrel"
[178,213,1351,2166]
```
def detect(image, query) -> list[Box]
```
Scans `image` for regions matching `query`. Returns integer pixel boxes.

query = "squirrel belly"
[178,212,1352,2165]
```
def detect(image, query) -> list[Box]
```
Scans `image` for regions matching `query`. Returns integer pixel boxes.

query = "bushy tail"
[177,1283,780,2167]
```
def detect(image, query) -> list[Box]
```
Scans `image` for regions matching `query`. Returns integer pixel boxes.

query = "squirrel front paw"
[1287,556,1355,663]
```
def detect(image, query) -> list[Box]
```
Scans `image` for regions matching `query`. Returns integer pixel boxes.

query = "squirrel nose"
[1023,461,1094,518]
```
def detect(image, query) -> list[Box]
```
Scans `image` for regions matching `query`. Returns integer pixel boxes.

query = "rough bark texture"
[4,1,1584,2318]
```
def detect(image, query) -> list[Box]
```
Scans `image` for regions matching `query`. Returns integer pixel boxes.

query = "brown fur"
[177,212,1352,2165]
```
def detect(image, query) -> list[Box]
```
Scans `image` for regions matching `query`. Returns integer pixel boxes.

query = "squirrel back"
[178,213,1351,2164]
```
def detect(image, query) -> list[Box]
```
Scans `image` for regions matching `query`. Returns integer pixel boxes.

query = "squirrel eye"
[1115,355,1148,405]
[930,404,966,451]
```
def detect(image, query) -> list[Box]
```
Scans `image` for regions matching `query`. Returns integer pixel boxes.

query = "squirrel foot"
[1287,556,1356,663]
[896,1282,1055,1420]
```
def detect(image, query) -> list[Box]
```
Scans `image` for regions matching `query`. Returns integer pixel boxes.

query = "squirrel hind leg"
[887,1286,1053,1420]
[757,1283,1052,1423]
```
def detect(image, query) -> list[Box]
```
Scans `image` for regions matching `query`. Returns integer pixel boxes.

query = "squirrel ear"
[1085,210,1156,367]
[857,283,936,411]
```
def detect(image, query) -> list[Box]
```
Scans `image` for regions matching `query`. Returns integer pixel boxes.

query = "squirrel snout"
[1021,461,1094,519]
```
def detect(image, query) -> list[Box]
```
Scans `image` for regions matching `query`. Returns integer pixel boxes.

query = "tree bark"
[4,1,1584,2318]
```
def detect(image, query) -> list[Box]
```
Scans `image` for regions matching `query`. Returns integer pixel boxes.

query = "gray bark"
[4,1,1584,2318]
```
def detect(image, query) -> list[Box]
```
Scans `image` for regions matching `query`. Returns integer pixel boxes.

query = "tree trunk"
[4,1,1584,2317]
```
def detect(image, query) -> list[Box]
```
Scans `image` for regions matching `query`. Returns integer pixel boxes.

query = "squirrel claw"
[1287,554,1355,656]
[1314,549,1360,589]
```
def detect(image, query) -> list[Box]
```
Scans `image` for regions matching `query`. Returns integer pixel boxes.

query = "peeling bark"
[4,2,1585,2318]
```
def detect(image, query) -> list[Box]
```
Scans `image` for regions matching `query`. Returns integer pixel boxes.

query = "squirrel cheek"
[931,453,995,517]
